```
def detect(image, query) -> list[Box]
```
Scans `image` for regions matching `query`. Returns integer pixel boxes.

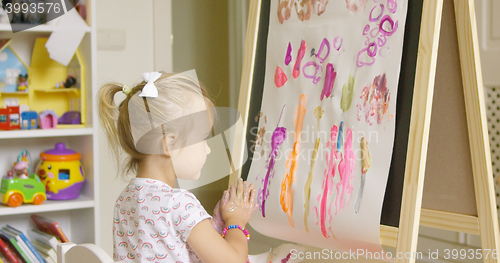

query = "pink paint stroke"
[275,65,288,88]
[293,40,306,79]
[313,125,338,239]
[335,128,355,215]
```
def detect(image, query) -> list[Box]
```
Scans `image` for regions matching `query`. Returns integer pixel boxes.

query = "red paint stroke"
[259,106,287,217]
[379,15,398,36]
[281,252,292,263]
[280,95,307,227]
[356,74,391,125]
[321,63,337,100]
[313,125,338,239]
[315,38,330,64]
[275,66,288,88]
[285,42,292,65]
[387,0,398,13]
[303,61,322,85]
[293,40,306,79]
[335,128,355,215]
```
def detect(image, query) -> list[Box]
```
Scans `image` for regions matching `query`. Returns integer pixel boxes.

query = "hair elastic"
[222,225,250,241]
[122,85,132,95]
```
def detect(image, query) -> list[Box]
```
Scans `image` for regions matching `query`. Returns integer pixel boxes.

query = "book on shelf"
[1,227,41,263]
[0,236,21,263]
[31,214,69,243]
[31,239,57,263]
[27,229,61,251]
[4,225,45,263]
[0,229,30,263]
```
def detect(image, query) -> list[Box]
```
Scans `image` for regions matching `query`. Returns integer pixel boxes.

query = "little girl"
[98,71,257,263]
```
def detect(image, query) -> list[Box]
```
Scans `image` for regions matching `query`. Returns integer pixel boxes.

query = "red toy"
[0,106,20,130]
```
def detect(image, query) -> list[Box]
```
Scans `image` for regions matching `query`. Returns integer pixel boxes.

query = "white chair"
[57,243,125,263]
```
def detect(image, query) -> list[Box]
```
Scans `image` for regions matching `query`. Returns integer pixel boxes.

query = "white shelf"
[0,127,93,139]
[0,195,94,216]
[0,23,91,32]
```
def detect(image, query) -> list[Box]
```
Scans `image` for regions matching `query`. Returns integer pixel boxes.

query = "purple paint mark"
[259,106,287,217]
[369,4,384,22]
[356,43,377,67]
[315,38,330,64]
[285,42,292,65]
[379,15,398,36]
[293,40,307,79]
[335,128,355,215]
[363,25,370,36]
[333,36,343,51]
[303,61,322,85]
[378,35,387,47]
[387,0,397,13]
[321,63,337,100]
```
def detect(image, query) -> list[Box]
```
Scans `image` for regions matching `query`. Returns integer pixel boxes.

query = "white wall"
[95,0,156,255]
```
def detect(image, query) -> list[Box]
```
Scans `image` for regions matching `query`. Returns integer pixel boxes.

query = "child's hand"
[221,179,258,227]
[212,192,228,234]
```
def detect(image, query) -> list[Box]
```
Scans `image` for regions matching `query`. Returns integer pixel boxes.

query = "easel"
[232,0,500,262]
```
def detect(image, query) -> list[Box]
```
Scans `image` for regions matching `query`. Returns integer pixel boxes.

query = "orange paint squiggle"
[280,94,307,227]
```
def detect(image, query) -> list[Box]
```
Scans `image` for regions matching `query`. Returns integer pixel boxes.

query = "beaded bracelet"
[221,225,250,241]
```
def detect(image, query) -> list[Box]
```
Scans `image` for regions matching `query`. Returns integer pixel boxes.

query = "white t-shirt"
[113,178,211,262]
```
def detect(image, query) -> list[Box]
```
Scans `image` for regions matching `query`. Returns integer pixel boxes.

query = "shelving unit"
[0,4,98,247]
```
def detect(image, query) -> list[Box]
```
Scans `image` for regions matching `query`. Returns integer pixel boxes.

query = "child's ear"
[163,133,176,156]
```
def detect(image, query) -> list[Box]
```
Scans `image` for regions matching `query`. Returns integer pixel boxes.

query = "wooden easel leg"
[395,0,444,262]
[454,0,500,262]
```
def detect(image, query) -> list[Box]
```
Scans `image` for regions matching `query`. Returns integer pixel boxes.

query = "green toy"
[0,150,46,207]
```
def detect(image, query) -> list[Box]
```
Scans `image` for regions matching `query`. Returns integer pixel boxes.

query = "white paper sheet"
[247,0,408,256]
[45,9,87,66]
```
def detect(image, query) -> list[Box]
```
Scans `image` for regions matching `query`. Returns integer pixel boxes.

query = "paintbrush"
[355,136,371,214]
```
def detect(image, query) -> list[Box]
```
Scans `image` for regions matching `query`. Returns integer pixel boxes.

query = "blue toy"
[21,111,38,130]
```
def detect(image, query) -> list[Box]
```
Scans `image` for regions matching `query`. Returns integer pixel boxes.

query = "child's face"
[170,95,212,181]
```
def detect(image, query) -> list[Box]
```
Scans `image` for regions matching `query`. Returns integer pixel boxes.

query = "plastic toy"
[17,73,28,91]
[0,150,46,207]
[39,110,58,129]
[36,143,85,200]
[58,111,81,125]
[0,105,20,130]
[21,111,38,130]
[55,75,77,89]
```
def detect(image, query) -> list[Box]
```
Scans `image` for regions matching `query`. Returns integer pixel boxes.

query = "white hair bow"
[139,72,162,97]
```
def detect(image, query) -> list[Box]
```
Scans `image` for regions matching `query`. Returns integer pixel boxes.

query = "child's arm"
[188,180,257,263]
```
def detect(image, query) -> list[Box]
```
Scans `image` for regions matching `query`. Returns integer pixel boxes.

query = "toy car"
[0,173,46,207]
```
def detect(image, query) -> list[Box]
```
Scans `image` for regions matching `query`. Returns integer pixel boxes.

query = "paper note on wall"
[45,9,87,66]
[247,0,408,255]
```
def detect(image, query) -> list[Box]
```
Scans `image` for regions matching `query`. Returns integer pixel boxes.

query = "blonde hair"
[98,72,214,178]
